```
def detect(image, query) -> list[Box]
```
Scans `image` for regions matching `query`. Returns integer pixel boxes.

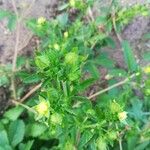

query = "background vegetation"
[0,0,150,149]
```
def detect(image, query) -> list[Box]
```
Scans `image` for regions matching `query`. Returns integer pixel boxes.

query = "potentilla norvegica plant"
[0,0,150,149]
[24,1,150,149]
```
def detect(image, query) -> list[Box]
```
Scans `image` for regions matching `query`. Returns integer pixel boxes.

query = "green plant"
[0,0,150,150]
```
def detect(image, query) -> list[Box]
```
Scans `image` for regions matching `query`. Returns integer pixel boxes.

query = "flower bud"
[64,32,69,38]
[34,101,49,117]
[54,43,60,50]
[65,52,78,65]
[37,17,46,25]
[143,66,150,74]
[118,111,127,122]
[51,113,62,125]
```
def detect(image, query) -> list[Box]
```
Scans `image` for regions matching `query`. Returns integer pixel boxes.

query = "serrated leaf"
[19,140,34,150]
[135,141,150,150]
[35,55,50,69]
[78,78,95,91]
[95,53,115,68]
[87,62,100,79]
[0,9,10,20]
[26,123,47,137]
[143,33,150,39]
[108,79,119,98]
[108,69,127,77]
[0,75,9,86]
[4,106,24,121]
[0,130,9,146]
[122,40,137,72]
[7,15,16,31]
[130,99,144,121]
[0,145,12,150]
[16,56,26,68]
[79,131,94,148]
[143,52,150,61]
[105,37,116,49]
[57,13,68,27]
[17,72,41,84]
[58,3,69,11]
[8,120,25,147]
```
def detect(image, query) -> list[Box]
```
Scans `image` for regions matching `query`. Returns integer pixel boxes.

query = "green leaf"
[16,56,26,68]
[0,9,10,20]
[0,146,12,150]
[4,106,24,121]
[105,37,116,49]
[127,136,138,150]
[78,78,95,91]
[35,55,50,69]
[25,123,47,137]
[108,79,119,98]
[0,122,4,131]
[58,3,69,11]
[143,33,150,39]
[7,15,16,31]
[79,131,94,148]
[135,141,150,150]
[0,130,9,146]
[0,75,9,86]
[57,13,68,27]
[130,98,143,121]
[108,69,127,77]
[17,72,41,84]
[8,120,25,147]
[87,62,100,79]
[95,58,115,68]
[19,140,34,150]
[122,40,138,72]
[95,16,107,25]
[143,52,150,61]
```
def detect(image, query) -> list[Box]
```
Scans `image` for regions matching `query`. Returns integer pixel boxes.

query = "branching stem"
[88,73,137,99]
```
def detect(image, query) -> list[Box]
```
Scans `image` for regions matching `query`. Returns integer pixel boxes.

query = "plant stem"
[112,6,123,43]
[20,83,42,102]
[115,124,123,150]
[76,129,81,148]
[88,73,137,99]
[12,100,37,114]
[11,0,20,100]
[119,138,123,150]
[62,81,68,97]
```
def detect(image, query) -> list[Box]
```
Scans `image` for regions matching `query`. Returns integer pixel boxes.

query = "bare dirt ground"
[0,0,150,114]
[0,0,149,64]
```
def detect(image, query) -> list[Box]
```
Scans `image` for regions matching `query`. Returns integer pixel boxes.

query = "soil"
[0,0,150,114]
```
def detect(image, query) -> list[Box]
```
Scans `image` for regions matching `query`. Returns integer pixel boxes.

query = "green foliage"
[122,40,138,72]
[0,1,150,150]
[0,9,17,31]
[116,4,149,31]
[8,120,25,147]
[4,106,24,121]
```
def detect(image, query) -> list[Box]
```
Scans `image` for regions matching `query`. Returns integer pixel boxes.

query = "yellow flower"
[54,43,60,50]
[35,101,49,117]
[105,74,113,80]
[110,100,122,114]
[37,17,46,25]
[69,0,75,7]
[118,111,127,122]
[64,31,69,38]
[143,66,150,74]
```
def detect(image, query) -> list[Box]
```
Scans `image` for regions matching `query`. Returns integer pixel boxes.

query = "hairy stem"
[12,100,37,114]
[88,73,137,99]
